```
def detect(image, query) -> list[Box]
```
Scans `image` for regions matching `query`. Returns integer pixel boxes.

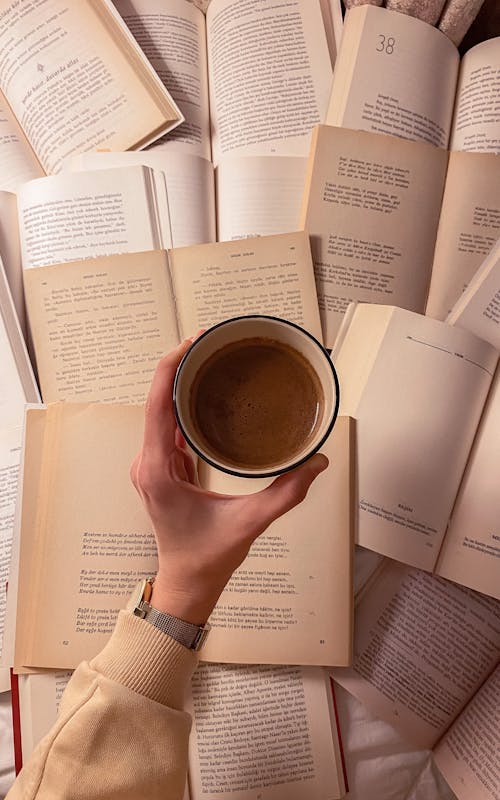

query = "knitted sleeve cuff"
[89,609,199,708]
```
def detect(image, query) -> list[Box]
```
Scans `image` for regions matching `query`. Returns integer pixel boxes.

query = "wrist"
[150,577,216,625]
[132,578,211,651]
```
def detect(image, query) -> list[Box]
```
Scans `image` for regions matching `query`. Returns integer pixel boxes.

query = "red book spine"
[330,676,349,794]
[10,669,23,775]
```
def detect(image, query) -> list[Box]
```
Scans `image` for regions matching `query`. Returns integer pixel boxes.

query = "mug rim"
[173,314,340,478]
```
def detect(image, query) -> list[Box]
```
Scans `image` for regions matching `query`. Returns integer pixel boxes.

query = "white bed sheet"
[335,684,456,800]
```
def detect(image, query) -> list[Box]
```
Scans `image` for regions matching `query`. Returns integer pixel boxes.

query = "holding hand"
[130,338,328,625]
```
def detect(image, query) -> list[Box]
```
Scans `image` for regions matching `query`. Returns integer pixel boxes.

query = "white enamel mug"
[173,315,340,478]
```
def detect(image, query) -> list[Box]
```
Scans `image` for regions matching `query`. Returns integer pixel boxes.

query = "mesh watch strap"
[132,579,210,651]
[138,603,210,650]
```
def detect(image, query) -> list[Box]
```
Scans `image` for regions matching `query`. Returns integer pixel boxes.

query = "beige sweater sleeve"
[7,610,199,800]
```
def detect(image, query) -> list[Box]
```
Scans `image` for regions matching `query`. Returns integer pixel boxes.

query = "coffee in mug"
[190,336,324,470]
[174,316,339,478]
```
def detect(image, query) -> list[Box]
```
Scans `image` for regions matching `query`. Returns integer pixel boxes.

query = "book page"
[18,670,72,763]
[18,667,347,800]
[327,6,459,149]
[446,238,500,350]
[450,38,500,154]
[353,546,386,600]
[425,151,500,320]
[0,91,43,191]
[0,0,181,174]
[216,156,307,242]
[333,562,500,749]
[436,369,500,600]
[0,406,43,679]
[170,232,324,344]
[434,664,500,800]
[17,166,170,269]
[319,0,343,69]
[335,305,498,570]
[301,126,448,347]
[15,407,352,670]
[188,664,345,800]
[0,426,23,692]
[0,263,38,410]
[67,150,216,248]
[114,0,210,161]
[197,418,354,667]
[206,0,333,165]
[24,251,180,404]
[0,191,24,336]
[16,403,154,670]
[0,275,35,431]
[0,664,9,692]
[10,407,46,676]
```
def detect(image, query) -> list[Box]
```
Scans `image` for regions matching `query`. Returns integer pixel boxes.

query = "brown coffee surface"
[190,336,324,469]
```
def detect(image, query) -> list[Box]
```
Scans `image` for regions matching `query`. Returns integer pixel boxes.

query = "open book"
[0,0,182,187]
[2,164,172,269]
[424,151,500,321]
[446,236,500,349]
[0,260,39,692]
[332,303,499,600]
[327,5,500,153]
[322,7,500,331]
[14,664,348,800]
[0,152,240,329]
[14,234,355,670]
[0,163,177,331]
[66,0,337,243]
[300,124,500,345]
[23,232,323,404]
[332,560,499,800]
[12,404,353,671]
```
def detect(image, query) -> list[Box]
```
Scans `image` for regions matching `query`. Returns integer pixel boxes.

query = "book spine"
[330,677,348,794]
[10,669,23,774]
[299,125,321,228]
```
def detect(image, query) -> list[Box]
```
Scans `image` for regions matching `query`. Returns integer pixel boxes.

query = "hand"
[130,338,328,624]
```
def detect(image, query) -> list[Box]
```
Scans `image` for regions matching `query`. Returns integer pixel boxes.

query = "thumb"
[247,453,329,533]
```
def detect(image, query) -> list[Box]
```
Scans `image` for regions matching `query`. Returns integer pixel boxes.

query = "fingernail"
[190,328,206,343]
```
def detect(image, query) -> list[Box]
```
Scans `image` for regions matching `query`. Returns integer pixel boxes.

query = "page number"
[376,34,395,54]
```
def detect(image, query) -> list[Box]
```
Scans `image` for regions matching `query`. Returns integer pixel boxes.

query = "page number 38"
[376,34,395,54]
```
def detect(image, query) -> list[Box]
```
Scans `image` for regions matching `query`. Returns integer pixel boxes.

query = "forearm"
[7,610,198,800]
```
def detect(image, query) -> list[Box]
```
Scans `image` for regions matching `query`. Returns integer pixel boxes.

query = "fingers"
[143,330,206,458]
[244,453,329,533]
[143,338,193,458]
[170,447,199,486]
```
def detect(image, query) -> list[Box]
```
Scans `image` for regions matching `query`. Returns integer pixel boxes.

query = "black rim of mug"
[172,314,340,478]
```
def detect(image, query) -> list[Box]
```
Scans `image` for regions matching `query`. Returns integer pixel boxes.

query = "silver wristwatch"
[132,578,210,651]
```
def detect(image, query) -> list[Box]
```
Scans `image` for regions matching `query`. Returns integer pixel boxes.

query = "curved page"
[327,6,459,148]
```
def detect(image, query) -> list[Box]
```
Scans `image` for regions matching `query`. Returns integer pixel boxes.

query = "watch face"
[132,578,153,618]
[192,625,211,651]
